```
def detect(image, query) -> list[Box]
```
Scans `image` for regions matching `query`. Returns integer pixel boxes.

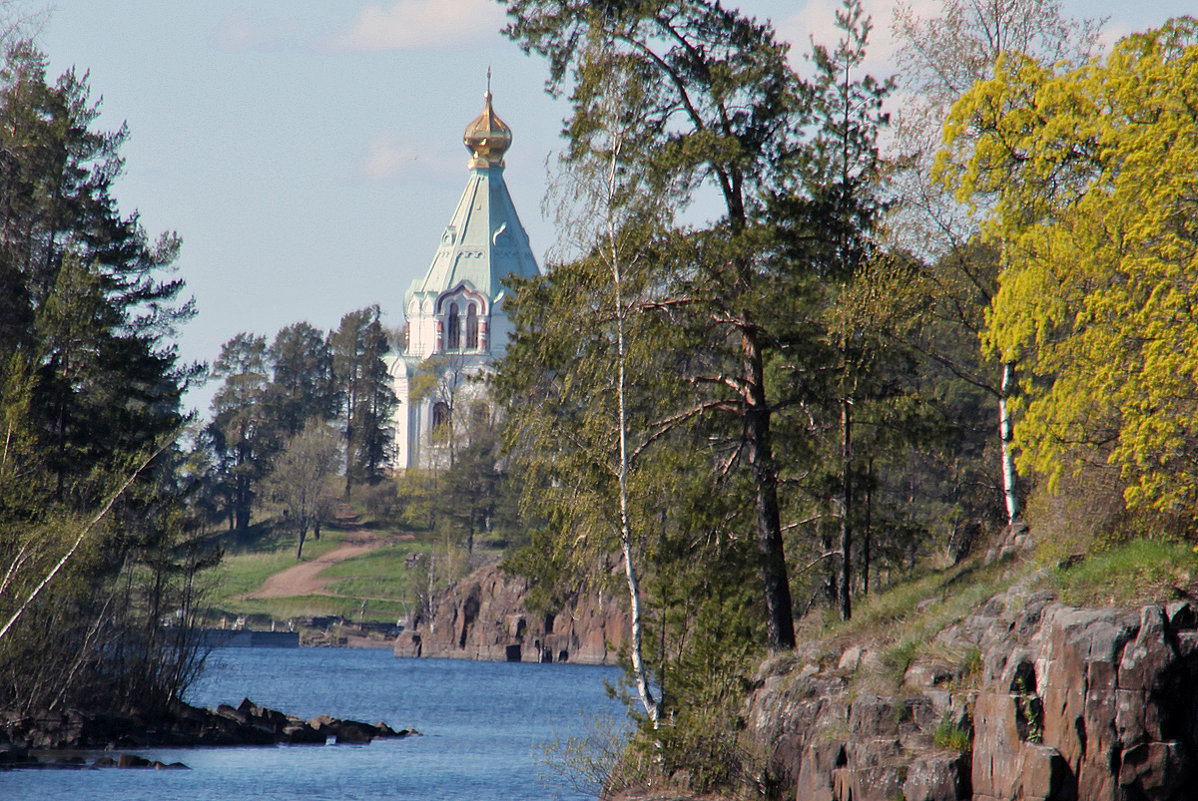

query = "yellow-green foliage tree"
[938,17,1198,518]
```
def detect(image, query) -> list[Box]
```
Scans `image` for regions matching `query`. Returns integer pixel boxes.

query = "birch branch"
[0,438,172,644]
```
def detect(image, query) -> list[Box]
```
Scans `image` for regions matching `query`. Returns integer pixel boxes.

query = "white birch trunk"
[0,442,166,644]
[608,144,659,728]
[999,360,1019,525]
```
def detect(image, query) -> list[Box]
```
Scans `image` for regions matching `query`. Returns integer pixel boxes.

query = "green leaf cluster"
[941,17,1198,520]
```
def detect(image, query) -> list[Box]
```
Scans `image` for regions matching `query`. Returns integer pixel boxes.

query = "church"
[389,88,542,470]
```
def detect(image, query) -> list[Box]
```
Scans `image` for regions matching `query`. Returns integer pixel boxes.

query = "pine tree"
[208,333,274,531]
[266,321,336,436]
[504,0,808,651]
[0,42,207,715]
[331,305,397,494]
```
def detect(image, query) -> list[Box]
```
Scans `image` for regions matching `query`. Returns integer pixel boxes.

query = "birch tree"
[0,42,210,714]
[262,419,341,559]
[941,18,1198,522]
[504,0,806,651]
[496,47,676,722]
[890,0,1103,526]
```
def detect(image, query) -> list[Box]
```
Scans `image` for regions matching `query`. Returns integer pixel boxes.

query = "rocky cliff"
[393,562,628,665]
[745,577,1198,801]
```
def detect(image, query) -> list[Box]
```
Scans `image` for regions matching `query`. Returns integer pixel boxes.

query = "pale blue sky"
[35,1,1194,416]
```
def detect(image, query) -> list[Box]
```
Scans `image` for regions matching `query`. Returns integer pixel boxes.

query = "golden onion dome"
[463,89,512,169]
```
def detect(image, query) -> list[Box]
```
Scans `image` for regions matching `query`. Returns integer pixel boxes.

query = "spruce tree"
[331,305,397,494]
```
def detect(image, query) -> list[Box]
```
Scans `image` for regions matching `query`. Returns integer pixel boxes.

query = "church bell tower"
[390,86,542,469]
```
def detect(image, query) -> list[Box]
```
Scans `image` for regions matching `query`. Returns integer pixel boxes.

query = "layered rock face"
[747,583,1198,801]
[393,562,628,665]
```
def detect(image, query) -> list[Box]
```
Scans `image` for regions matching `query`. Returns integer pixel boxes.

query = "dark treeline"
[0,42,209,715]
[198,307,397,557]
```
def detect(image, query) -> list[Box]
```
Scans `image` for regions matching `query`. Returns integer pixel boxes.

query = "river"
[0,648,627,801]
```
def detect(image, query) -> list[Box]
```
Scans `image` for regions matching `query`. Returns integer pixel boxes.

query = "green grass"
[1053,537,1198,606]
[809,557,1019,649]
[209,527,350,599]
[787,535,1198,698]
[882,639,919,682]
[933,715,972,752]
[209,594,407,623]
[793,554,1026,694]
[320,542,424,602]
[201,521,420,624]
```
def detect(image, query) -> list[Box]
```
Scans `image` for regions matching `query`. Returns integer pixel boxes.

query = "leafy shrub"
[540,712,635,798]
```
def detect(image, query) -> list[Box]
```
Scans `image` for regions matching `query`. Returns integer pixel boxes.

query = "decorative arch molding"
[436,283,490,353]
[435,283,488,316]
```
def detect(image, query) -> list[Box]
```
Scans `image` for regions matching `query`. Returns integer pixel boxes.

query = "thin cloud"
[361,136,455,181]
[215,9,302,51]
[330,0,504,52]
[363,137,418,179]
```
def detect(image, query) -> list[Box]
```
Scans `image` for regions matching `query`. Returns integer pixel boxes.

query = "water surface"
[0,648,625,801]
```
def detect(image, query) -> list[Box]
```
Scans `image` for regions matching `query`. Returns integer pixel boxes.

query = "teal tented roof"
[405,91,540,307]
[405,164,540,304]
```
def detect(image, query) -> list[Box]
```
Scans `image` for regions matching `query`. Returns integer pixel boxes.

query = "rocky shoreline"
[745,577,1198,800]
[394,562,629,664]
[0,697,416,770]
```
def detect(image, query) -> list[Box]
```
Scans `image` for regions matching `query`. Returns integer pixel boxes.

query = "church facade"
[390,90,542,470]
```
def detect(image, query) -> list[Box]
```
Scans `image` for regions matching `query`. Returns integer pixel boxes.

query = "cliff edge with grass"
[739,537,1198,801]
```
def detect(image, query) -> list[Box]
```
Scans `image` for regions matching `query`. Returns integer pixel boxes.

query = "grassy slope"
[203,518,506,626]
[774,536,1198,696]
[203,522,414,624]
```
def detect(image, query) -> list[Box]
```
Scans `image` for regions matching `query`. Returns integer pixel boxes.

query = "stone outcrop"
[394,562,628,665]
[746,580,1198,800]
[0,696,415,764]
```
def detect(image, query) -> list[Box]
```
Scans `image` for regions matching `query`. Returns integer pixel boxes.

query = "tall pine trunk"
[744,328,796,651]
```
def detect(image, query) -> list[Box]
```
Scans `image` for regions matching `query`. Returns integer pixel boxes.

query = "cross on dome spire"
[463,72,512,169]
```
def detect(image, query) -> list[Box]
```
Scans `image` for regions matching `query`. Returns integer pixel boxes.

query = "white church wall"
[390,90,540,472]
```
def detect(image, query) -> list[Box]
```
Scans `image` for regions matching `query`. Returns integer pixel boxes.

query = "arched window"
[446,302,460,350]
[432,401,450,430]
[465,303,479,349]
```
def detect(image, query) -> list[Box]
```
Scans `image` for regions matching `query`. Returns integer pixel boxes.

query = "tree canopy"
[0,42,207,715]
[939,17,1198,519]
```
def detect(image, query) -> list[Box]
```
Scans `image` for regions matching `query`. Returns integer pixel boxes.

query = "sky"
[33,0,1196,417]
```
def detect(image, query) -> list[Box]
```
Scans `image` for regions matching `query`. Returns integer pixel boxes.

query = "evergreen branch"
[630,399,733,461]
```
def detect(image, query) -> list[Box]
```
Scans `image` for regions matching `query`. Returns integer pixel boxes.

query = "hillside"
[201,505,505,644]
[742,557,1198,801]
[581,533,1198,801]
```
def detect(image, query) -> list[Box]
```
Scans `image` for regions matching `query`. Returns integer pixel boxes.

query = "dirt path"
[241,528,412,599]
